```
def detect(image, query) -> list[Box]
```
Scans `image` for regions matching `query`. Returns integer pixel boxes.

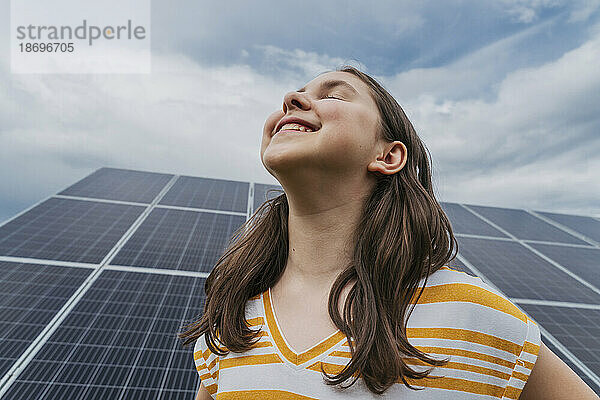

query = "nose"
[282,91,310,113]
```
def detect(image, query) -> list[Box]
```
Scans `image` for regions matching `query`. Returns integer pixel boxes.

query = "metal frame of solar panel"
[0,167,598,398]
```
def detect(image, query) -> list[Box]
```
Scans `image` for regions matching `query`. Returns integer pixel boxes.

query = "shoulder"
[410,266,542,398]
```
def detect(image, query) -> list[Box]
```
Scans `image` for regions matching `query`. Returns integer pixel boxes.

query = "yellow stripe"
[523,340,540,355]
[409,282,526,323]
[305,361,505,397]
[247,316,265,326]
[404,374,505,397]
[217,390,318,399]
[250,340,273,349]
[404,356,511,380]
[503,385,524,399]
[521,359,535,370]
[407,327,522,355]
[204,382,218,395]
[330,345,514,369]
[512,370,529,382]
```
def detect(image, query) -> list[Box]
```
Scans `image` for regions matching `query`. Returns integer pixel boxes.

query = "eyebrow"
[297,79,359,95]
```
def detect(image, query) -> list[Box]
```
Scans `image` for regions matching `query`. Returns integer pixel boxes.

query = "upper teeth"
[280,123,314,132]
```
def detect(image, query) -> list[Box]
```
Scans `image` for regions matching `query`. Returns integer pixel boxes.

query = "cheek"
[322,108,374,152]
[264,110,283,135]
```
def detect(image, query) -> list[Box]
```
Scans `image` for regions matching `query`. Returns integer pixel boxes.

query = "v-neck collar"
[262,287,346,368]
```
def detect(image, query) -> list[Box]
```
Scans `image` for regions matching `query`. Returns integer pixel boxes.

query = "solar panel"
[465,204,589,245]
[456,236,600,304]
[519,303,600,393]
[440,202,509,238]
[110,208,246,272]
[1,168,598,397]
[0,198,145,264]
[0,262,91,380]
[535,210,600,244]
[1,269,204,399]
[159,176,248,213]
[59,168,174,204]
[527,243,600,287]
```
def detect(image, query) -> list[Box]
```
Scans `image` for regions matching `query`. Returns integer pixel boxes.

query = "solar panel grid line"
[35,271,136,399]
[526,209,600,248]
[516,239,598,249]
[164,206,206,276]
[0,198,74,257]
[0,256,97,270]
[455,253,600,388]
[247,182,254,219]
[0,265,102,397]
[512,298,600,310]
[455,232,596,250]
[145,266,201,399]
[105,264,210,279]
[105,274,173,400]
[455,233,514,242]
[0,175,181,397]
[0,198,146,264]
[58,167,175,204]
[461,203,600,299]
[154,204,246,216]
[0,189,57,230]
[465,203,589,245]
[53,194,149,208]
[97,175,180,266]
[536,320,600,389]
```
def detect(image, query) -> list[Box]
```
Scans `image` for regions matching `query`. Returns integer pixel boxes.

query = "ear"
[367,141,407,175]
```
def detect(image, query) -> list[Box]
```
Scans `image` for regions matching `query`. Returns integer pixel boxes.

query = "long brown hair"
[179,65,458,395]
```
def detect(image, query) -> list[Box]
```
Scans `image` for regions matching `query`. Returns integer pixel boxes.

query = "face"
[261,71,382,181]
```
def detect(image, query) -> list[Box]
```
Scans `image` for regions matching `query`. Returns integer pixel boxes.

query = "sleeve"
[194,333,220,399]
[501,308,542,399]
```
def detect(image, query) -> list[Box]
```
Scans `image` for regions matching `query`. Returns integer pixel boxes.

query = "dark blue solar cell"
[441,202,509,238]
[519,304,600,395]
[159,175,249,213]
[59,167,174,204]
[528,243,600,288]
[465,204,589,245]
[0,262,91,380]
[0,198,145,264]
[2,269,205,400]
[535,210,600,244]
[110,207,246,272]
[457,236,600,304]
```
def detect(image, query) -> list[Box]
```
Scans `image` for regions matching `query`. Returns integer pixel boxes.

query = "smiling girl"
[180,66,598,399]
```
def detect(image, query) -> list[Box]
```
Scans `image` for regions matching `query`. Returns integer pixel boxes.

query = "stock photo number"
[18,42,74,52]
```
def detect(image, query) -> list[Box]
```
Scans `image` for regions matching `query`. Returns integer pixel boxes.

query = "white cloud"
[1,3,599,220]
[382,28,600,216]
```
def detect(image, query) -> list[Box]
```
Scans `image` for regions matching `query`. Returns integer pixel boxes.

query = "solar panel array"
[0,166,598,398]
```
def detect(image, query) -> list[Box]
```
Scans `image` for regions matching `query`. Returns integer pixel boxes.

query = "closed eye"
[324,94,341,100]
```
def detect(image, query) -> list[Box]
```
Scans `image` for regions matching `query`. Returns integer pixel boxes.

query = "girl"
[180,66,598,399]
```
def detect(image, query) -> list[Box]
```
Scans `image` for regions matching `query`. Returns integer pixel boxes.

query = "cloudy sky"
[1,0,599,223]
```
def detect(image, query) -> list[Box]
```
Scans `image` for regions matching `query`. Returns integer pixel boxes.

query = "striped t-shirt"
[193,266,541,399]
